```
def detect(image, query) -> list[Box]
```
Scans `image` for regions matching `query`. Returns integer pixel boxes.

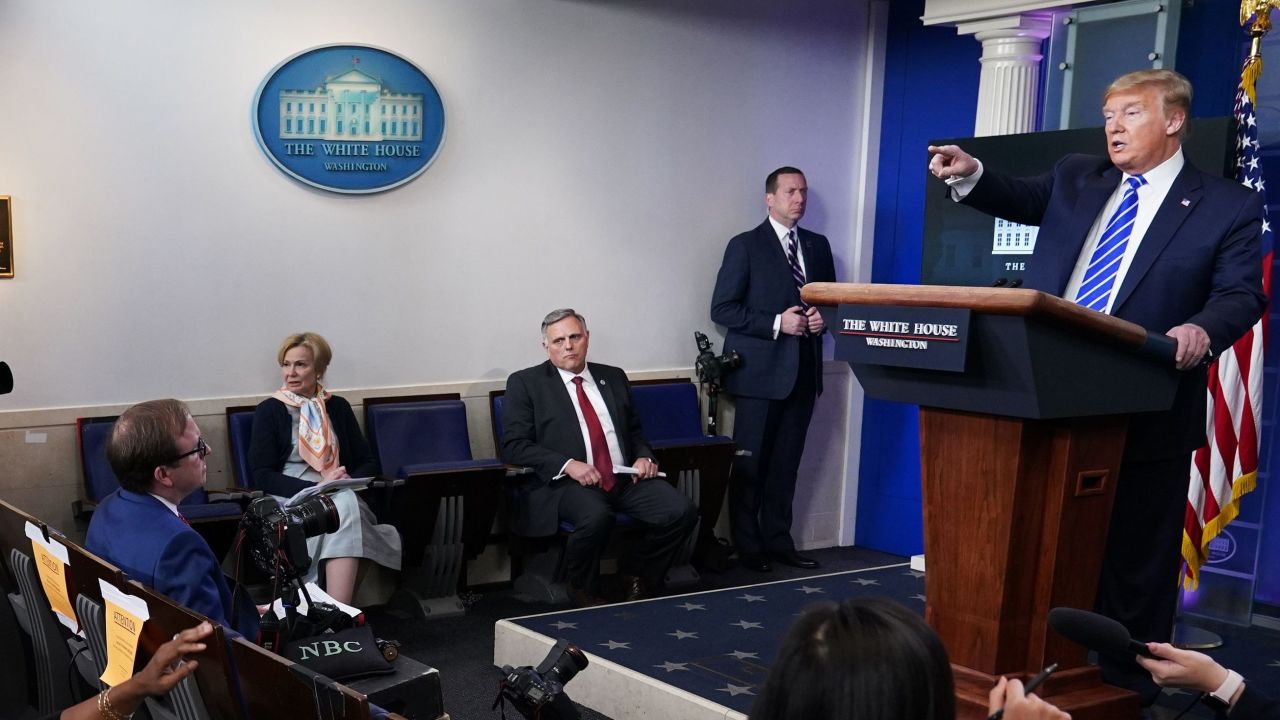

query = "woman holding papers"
[247,332,401,604]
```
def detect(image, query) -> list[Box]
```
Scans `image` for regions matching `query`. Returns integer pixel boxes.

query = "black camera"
[240,494,340,582]
[237,494,352,651]
[495,639,588,720]
[694,331,740,395]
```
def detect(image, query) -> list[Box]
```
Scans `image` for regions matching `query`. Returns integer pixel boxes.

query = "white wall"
[0,0,870,411]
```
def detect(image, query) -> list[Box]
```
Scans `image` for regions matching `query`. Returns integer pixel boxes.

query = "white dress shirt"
[556,365,625,476]
[768,216,807,338]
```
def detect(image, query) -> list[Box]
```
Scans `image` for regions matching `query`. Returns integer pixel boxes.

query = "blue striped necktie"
[1075,175,1147,313]
[786,230,809,309]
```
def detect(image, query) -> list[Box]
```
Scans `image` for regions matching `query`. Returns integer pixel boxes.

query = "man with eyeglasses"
[87,398,260,638]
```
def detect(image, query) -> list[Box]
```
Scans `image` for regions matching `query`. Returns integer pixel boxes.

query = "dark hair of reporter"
[750,596,955,720]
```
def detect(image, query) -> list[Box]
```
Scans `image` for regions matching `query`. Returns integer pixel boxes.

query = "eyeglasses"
[167,437,210,465]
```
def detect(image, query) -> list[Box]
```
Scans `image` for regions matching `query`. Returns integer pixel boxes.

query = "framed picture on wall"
[0,196,11,278]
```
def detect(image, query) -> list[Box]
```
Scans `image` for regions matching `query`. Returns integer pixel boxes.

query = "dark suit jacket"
[500,361,654,537]
[964,153,1265,458]
[248,395,379,496]
[86,489,259,638]
[711,220,837,400]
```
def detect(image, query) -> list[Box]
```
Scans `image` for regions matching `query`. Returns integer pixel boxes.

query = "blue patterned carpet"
[503,562,923,716]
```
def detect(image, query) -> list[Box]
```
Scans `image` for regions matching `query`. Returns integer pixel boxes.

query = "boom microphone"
[1047,607,1155,658]
[0,362,10,395]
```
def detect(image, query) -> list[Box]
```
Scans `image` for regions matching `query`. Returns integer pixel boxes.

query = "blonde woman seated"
[247,332,401,604]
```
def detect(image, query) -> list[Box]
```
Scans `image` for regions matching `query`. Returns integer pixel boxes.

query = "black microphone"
[1008,278,1023,288]
[992,278,1009,287]
[1047,607,1155,658]
[0,362,10,395]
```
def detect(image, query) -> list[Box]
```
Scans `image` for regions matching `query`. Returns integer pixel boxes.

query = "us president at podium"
[928,69,1265,703]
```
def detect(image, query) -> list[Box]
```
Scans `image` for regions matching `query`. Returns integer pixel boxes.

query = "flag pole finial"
[1242,0,1280,58]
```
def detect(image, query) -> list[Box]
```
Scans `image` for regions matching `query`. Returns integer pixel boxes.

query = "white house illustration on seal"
[279,67,424,141]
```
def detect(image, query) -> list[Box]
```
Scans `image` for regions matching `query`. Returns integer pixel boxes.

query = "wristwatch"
[1203,669,1244,712]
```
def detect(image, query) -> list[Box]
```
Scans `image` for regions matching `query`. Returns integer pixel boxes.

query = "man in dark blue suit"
[502,309,698,607]
[87,399,259,638]
[928,69,1264,703]
[711,167,838,573]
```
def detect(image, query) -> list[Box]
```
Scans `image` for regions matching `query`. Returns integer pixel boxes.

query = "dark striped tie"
[786,230,808,309]
[1075,175,1147,313]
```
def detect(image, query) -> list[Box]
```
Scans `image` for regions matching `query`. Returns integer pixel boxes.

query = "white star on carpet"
[737,593,766,602]
[718,684,755,697]
[796,585,824,594]
[599,640,630,650]
[727,650,759,660]
[550,621,577,630]
[654,661,689,672]
[1269,660,1280,668]
[851,578,880,586]
[667,630,698,640]
[903,570,925,578]
[912,593,927,601]
[677,602,706,611]
[732,620,763,630]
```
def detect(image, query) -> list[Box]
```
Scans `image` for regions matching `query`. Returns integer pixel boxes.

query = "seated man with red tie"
[86,399,260,638]
[501,308,698,607]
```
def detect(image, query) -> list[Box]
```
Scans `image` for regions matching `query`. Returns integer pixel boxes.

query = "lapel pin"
[599,379,607,386]
[1181,198,1190,206]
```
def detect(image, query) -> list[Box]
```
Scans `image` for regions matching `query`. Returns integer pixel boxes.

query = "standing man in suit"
[87,399,260,638]
[501,308,698,608]
[711,166,838,573]
[928,69,1265,703]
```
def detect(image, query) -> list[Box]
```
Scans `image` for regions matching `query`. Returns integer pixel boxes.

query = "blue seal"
[253,44,445,194]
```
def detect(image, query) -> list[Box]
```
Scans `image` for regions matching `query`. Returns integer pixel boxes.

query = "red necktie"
[178,512,191,526]
[572,376,615,492]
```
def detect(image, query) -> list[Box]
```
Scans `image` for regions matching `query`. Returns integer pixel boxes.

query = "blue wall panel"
[858,0,978,554]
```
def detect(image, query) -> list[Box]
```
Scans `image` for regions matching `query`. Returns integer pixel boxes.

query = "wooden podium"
[804,282,1181,720]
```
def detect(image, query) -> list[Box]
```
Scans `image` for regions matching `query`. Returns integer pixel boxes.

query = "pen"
[987,663,1059,720]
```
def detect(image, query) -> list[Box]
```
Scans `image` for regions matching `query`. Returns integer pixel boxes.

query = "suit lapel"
[543,361,586,458]
[1111,164,1202,312]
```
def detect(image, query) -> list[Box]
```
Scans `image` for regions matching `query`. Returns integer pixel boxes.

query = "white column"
[959,15,1051,137]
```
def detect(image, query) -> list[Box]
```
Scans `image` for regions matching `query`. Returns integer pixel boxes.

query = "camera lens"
[291,493,340,537]
[547,644,589,685]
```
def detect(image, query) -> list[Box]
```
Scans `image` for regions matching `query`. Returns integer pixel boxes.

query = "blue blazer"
[710,220,837,400]
[964,153,1265,458]
[86,489,259,638]
[501,361,653,537]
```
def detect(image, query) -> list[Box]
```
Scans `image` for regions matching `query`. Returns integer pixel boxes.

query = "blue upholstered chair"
[224,406,256,491]
[363,394,505,618]
[74,415,245,558]
[628,379,735,585]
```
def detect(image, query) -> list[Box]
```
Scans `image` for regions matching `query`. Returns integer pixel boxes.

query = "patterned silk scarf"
[271,387,339,476]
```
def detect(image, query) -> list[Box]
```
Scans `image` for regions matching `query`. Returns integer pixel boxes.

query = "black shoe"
[739,554,773,572]
[770,550,820,569]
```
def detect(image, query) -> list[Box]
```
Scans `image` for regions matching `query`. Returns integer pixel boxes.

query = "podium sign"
[836,305,971,372]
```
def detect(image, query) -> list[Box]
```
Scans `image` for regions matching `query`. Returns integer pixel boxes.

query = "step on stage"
[494,562,921,720]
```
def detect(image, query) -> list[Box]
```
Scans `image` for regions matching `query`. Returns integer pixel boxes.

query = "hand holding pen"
[987,664,1068,720]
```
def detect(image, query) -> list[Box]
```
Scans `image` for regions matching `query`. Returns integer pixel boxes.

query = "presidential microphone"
[0,362,11,395]
[1047,607,1155,658]
[992,278,1009,287]
[1008,278,1023,288]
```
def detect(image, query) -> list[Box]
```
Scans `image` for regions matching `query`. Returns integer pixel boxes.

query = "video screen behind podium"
[922,117,1234,288]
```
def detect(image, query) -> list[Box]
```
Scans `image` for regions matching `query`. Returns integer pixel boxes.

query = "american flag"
[1183,54,1274,589]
